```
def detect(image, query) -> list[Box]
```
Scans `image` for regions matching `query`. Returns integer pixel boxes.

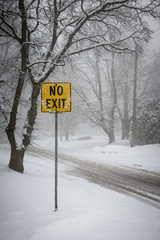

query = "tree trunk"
[59,117,63,141]
[6,0,28,173]
[122,82,130,139]
[108,129,115,144]
[121,102,130,140]
[121,117,130,140]
[7,82,40,173]
[110,52,116,143]
[23,83,41,148]
[131,43,138,147]
[8,147,25,173]
[121,119,126,139]
[95,49,116,144]
[65,127,69,141]
[6,71,26,173]
[101,123,115,144]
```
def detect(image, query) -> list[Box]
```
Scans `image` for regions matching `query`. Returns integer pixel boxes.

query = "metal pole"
[55,111,58,211]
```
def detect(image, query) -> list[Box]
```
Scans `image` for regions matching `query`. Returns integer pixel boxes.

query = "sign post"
[41,82,71,211]
[55,111,58,210]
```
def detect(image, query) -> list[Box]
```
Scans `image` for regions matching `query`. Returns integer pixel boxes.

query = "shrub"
[136,99,160,145]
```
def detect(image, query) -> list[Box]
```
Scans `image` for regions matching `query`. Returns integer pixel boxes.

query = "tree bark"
[121,100,130,140]
[8,148,25,173]
[109,52,117,143]
[108,128,115,144]
[131,42,138,147]
[6,72,26,173]
[121,117,130,140]
[65,127,69,141]
[22,83,40,149]
[6,0,28,173]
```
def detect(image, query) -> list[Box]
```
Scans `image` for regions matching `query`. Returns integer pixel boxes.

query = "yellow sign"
[41,82,71,112]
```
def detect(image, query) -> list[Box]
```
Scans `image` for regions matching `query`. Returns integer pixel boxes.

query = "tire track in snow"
[27,146,160,208]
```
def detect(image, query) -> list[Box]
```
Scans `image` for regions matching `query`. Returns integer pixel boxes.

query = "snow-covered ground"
[0,135,160,240]
[35,133,160,173]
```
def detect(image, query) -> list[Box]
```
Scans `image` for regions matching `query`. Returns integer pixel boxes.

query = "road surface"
[27,146,160,208]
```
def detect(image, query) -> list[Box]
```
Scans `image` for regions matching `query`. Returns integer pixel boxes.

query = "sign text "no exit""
[41,82,71,112]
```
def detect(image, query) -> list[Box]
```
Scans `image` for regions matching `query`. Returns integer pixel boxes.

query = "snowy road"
[28,147,160,208]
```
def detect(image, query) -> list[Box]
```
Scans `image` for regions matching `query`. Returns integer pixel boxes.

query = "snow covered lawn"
[0,141,160,240]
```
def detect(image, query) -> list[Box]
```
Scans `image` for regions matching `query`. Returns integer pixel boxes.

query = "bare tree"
[73,48,130,143]
[0,0,160,172]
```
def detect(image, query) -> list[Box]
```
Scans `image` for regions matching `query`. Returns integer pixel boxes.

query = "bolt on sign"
[41,82,71,112]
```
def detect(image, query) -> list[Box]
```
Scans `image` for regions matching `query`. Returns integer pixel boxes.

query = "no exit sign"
[41,82,71,112]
